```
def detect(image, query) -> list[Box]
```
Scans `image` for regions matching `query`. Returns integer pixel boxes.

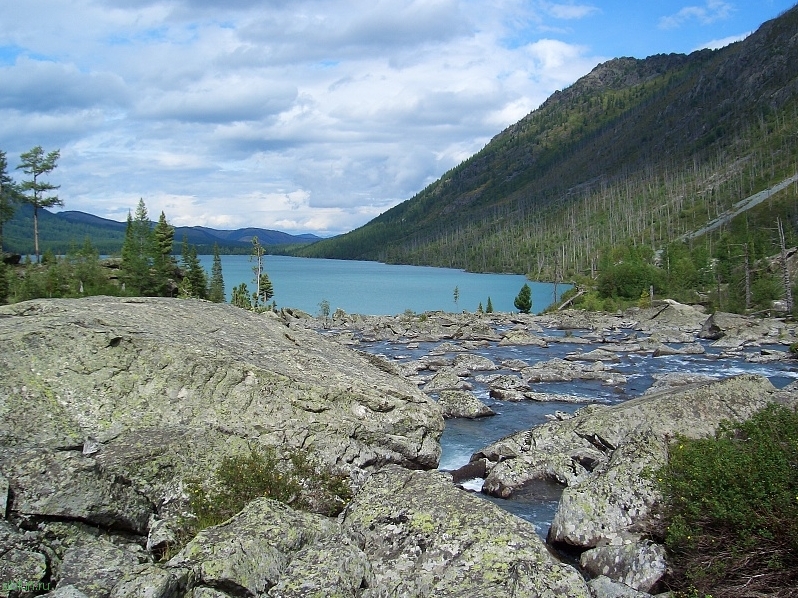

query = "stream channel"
[354,325,798,538]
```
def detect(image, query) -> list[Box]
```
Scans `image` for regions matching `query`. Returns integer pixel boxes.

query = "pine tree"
[120,200,155,295]
[231,282,251,309]
[250,236,274,307]
[486,297,494,313]
[514,283,532,314]
[208,243,225,303]
[16,146,60,262]
[0,150,20,252]
[181,236,207,300]
[152,211,176,295]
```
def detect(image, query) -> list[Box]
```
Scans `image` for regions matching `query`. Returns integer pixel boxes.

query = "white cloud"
[544,3,599,21]
[1,0,608,235]
[695,32,750,51]
[659,1,734,30]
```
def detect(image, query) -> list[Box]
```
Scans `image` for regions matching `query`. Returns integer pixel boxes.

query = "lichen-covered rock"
[579,540,667,592]
[167,498,338,596]
[0,473,8,518]
[57,539,143,598]
[498,330,548,347]
[423,369,471,392]
[108,565,181,598]
[437,390,495,419]
[0,447,153,534]
[0,298,443,517]
[266,535,371,597]
[587,576,653,598]
[479,375,780,546]
[0,548,48,594]
[452,353,498,371]
[341,466,590,597]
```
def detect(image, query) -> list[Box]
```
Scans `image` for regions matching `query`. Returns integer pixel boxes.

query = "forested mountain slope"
[297,5,798,279]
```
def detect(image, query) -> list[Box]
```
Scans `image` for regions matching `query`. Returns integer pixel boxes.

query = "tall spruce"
[120,199,155,294]
[152,211,176,296]
[208,243,225,303]
[16,146,60,262]
[0,150,20,252]
[180,236,207,300]
[514,283,532,314]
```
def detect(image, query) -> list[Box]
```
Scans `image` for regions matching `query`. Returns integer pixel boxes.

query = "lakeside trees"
[0,150,20,252]
[16,146,61,263]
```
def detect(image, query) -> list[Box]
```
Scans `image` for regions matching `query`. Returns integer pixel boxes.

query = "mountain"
[3,205,322,255]
[296,5,798,278]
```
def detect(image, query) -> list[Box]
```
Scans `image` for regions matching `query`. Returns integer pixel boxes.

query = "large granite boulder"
[341,466,590,597]
[0,298,443,503]
[0,297,444,593]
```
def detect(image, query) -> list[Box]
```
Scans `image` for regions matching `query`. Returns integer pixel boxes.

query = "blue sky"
[1,1,794,235]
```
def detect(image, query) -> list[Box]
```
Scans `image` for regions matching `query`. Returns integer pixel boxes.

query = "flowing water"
[197,254,796,537]
[356,329,798,536]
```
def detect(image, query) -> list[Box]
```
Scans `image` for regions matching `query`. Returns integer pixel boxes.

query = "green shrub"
[658,404,798,596]
[185,446,352,532]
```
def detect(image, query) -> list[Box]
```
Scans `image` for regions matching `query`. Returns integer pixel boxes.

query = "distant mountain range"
[3,204,323,255]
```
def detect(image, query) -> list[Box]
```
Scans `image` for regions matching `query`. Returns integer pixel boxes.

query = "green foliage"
[185,446,352,532]
[659,405,798,596]
[0,149,21,251]
[486,296,493,313]
[231,282,252,309]
[513,283,532,313]
[121,200,155,294]
[208,243,225,303]
[16,146,61,262]
[598,260,666,299]
[180,236,207,300]
[250,236,274,307]
[0,261,9,304]
[152,212,177,296]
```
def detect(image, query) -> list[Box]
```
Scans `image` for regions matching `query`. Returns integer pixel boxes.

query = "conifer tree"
[514,283,532,314]
[16,146,60,262]
[208,243,225,303]
[120,199,155,294]
[152,211,176,295]
[181,236,207,300]
[250,236,274,307]
[231,282,251,309]
[486,296,494,313]
[0,150,20,252]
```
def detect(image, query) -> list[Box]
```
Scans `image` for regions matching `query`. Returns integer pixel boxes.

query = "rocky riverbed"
[0,297,796,597]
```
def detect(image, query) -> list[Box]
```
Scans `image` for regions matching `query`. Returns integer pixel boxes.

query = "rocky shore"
[0,297,796,597]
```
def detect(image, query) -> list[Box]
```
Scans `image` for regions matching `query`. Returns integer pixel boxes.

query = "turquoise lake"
[198,255,569,316]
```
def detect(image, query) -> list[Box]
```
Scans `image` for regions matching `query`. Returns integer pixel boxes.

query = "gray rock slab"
[587,576,653,598]
[0,297,443,510]
[342,466,590,598]
[579,540,668,592]
[57,540,142,598]
[436,390,495,419]
[0,448,152,534]
[167,497,338,596]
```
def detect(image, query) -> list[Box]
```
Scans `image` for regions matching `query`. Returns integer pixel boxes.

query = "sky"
[1,1,795,236]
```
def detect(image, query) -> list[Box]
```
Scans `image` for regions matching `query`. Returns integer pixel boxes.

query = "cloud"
[0,0,607,235]
[659,0,734,30]
[543,3,599,21]
[695,31,751,50]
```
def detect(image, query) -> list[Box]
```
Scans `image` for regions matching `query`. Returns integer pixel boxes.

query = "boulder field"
[0,296,795,597]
